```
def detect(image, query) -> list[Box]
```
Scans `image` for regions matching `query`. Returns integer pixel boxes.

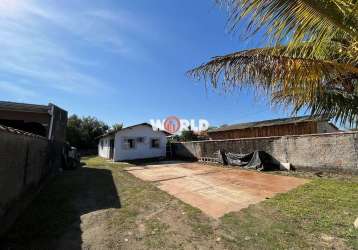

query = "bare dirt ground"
[1,156,357,250]
[125,162,308,218]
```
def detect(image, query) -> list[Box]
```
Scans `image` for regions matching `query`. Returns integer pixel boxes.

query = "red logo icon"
[164,116,180,134]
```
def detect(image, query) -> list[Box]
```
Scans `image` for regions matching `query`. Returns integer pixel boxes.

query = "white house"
[98,123,168,161]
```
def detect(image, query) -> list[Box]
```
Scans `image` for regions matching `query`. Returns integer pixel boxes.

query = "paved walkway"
[125,162,308,218]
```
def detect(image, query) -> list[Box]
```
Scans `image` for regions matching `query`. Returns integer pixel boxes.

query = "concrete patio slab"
[125,162,308,218]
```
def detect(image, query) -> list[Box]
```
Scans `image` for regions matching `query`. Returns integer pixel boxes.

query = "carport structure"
[125,162,308,218]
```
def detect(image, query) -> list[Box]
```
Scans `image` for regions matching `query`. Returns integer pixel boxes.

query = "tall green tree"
[190,0,358,127]
[66,114,83,148]
[66,115,109,149]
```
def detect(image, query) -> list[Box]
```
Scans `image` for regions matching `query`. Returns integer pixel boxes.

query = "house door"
[109,139,115,160]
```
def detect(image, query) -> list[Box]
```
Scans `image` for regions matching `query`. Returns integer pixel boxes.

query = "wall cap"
[172,131,358,144]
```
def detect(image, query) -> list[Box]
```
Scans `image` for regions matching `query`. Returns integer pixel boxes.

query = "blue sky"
[0,0,298,127]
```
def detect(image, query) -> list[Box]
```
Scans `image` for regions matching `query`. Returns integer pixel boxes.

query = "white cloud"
[19,2,138,53]
[0,0,153,97]
[0,81,37,98]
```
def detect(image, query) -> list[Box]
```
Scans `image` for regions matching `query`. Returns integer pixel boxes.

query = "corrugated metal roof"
[208,116,326,133]
[0,101,50,114]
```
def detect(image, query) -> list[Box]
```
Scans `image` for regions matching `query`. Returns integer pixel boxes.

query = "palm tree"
[189,0,358,127]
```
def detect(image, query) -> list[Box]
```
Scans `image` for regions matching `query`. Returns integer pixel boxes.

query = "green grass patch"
[220,178,358,249]
[268,179,358,248]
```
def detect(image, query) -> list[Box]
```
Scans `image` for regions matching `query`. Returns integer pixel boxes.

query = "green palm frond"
[217,0,358,55]
[190,0,358,126]
[312,89,358,127]
[189,47,358,125]
[189,48,358,91]
[274,86,358,127]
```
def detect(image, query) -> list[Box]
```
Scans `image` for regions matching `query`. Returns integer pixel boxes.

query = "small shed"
[207,116,338,140]
[98,123,168,161]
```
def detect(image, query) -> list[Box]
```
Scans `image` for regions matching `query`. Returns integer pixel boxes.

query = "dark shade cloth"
[218,150,281,171]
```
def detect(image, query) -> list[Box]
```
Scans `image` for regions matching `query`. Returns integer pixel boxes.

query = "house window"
[123,138,136,149]
[100,140,103,149]
[136,137,145,143]
[151,138,160,148]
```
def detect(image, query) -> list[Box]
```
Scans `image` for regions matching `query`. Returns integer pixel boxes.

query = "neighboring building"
[208,116,339,140]
[0,101,68,142]
[98,123,168,161]
[0,102,68,234]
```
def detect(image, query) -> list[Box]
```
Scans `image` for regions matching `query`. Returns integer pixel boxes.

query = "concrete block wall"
[172,132,358,172]
[0,127,59,235]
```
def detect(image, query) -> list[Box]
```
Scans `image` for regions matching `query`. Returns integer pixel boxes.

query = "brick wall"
[172,132,358,173]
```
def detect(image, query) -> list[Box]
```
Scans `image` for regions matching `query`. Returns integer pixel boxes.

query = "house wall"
[0,126,62,235]
[114,125,167,161]
[172,132,358,173]
[208,121,318,140]
[98,136,113,159]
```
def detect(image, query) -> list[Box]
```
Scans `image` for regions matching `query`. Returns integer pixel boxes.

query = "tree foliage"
[66,115,109,149]
[112,123,123,132]
[168,128,199,142]
[180,130,199,142]
[190,0,358,127]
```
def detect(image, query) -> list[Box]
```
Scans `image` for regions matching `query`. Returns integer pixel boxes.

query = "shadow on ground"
[0,165,121,250]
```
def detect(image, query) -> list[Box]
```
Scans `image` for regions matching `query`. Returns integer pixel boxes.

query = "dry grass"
[1,156,357,249]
